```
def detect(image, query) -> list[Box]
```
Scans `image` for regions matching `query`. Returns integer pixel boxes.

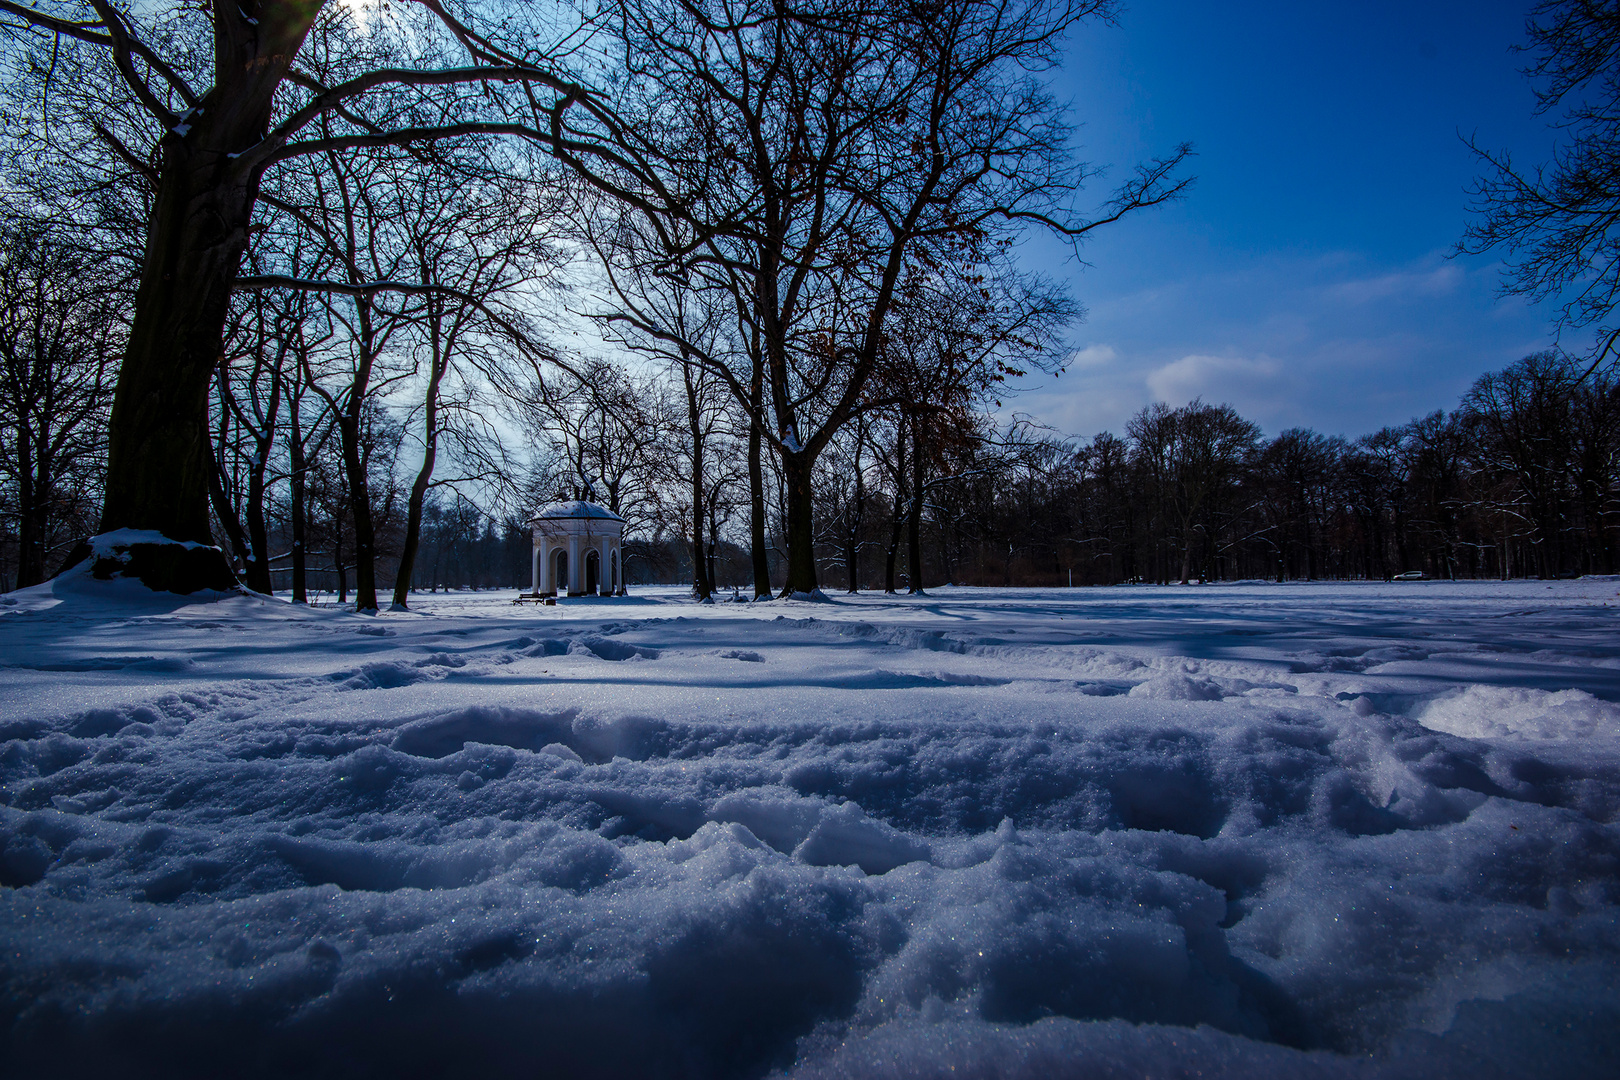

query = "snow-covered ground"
[2,572,1618,1078]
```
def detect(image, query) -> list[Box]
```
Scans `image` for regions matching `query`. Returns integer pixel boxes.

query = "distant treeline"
[890,352,1618,587]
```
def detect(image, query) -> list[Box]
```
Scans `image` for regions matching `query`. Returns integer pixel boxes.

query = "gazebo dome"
[526,501,625,597]
[530,500,625,523]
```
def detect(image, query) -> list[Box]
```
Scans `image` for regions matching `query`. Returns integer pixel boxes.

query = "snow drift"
[1,580,1617,1078]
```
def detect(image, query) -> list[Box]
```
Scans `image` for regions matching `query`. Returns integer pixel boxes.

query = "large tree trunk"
[778,451,818,596]
[104,152,256,552]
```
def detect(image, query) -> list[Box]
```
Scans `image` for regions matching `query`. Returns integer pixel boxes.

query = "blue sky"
[1011,0,1562,440]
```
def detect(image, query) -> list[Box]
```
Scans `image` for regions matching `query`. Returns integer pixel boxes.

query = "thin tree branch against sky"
[1013,0,1560,441]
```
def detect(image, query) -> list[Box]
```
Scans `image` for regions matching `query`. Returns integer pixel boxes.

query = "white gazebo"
[528,500,625,597]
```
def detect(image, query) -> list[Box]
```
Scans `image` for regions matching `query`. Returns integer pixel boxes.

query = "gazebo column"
[567,536,581,595]
[530,538,541,595]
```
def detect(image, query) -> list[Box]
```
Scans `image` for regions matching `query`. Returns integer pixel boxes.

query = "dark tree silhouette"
[1460,0,1620,370]
[0,227,118,587]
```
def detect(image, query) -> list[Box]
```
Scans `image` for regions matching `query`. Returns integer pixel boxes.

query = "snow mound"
[1418,685,1620,741]
[4,530,256,613]
[1129,672,1228,700]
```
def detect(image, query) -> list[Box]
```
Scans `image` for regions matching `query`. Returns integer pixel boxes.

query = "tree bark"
[778,450,818,596]
[105,153,256,550]
[393,410,437,610]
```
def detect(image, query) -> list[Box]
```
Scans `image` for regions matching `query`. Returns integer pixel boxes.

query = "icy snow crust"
[1,581,1618,1079]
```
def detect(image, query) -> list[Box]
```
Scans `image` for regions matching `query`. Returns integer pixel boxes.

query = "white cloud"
[1007,244,1551,440]
[1064,343,1118,370]
[1324,264,1462,306]
[1145,353,1285,407]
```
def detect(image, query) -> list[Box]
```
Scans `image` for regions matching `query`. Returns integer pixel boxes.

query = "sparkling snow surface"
[2,577,1618,1078]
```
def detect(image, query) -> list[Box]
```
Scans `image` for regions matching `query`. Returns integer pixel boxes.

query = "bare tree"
[1258,428,1341,581]
[1459,0,1620,370]
[513,355,662,539]
[0,226,119,587]
[211,286,288,594]
[269,145,425,612]
[817,418,871,593]
[1402,410,1472,580]
[281,308,337,603]
[872,265,1073,592]
[1127,400,1259,584]
[566,0,1190,596]
[1464,352,1592,576]
[385,146,562,610]
[671,353,734,599]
